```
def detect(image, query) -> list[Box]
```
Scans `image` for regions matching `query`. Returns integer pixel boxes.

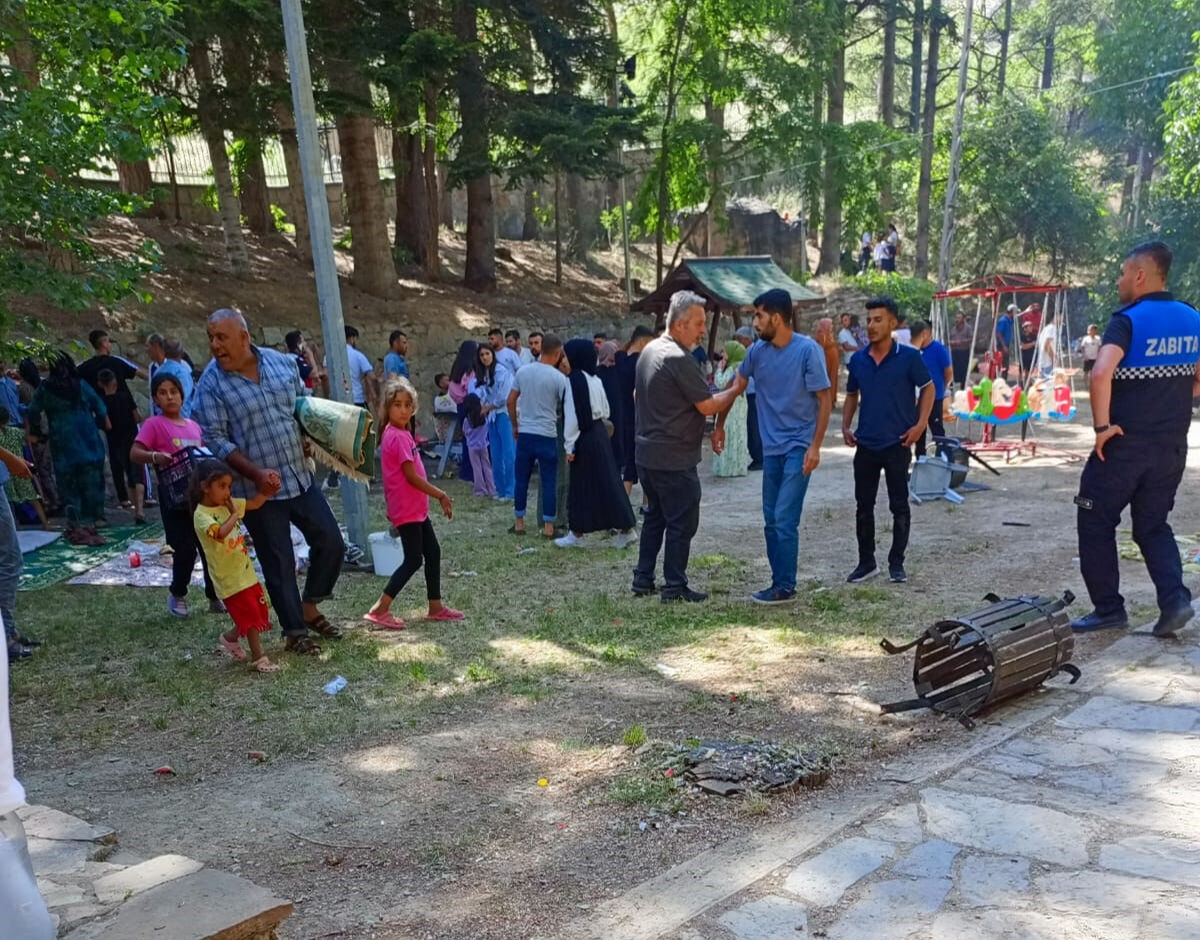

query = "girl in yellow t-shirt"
[191,459,278,673]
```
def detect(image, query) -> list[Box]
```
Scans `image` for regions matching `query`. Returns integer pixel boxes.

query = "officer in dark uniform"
[1073,241,1200,636]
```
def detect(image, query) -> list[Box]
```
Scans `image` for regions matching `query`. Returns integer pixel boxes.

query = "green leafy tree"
[0,1,182,321]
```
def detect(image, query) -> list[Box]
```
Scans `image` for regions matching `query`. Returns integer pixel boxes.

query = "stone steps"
[20,804,292,940]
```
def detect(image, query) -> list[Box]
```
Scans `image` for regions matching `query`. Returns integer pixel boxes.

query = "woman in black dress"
[554,339,637,549]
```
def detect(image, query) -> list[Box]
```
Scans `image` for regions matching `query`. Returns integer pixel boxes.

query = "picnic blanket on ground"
[18,530,60,554]
[294,397,376,483]
[19,522,164,591]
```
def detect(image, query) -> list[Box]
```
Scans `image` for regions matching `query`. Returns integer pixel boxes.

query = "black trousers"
[106,431,139,503]
[746,393,763,467]
[1077,436,1190,617]
[634,464,701,595]
[854,444,911,567]
[951,348,970,387]
[161,505,216,600]
[913,403,946,458]
[241,484,344,638]
[384,518,441,601]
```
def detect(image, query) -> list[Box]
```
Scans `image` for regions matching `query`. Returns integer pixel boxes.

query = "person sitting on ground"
[363,377,463,630]
[0,407,47,530]
[556,338,637,550]
[97,368,145,523]
[27,353,109,546]
[462,393,496,498]
[191,459,279,673]
[131,372,221,618]
[507,334,569,537]
[432,373,457,443]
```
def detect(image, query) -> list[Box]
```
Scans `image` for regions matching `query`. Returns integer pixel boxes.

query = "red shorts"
[224,584,271,638]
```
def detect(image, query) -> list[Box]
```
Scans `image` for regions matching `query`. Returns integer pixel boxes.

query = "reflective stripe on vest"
[1112,298,1200,381]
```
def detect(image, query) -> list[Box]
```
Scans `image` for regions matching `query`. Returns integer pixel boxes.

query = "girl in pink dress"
[363,377,465,630]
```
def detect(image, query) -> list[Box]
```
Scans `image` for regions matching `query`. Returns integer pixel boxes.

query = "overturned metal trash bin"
[880,591,1080,728]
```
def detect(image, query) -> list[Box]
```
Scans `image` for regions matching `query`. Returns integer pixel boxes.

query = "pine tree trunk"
[656,3,691,286]
[567,173,595,260]
[554,171,563,285]
[238,141,275,235]
[332,71,396,298]
[816,33,845,276]
[704,96,726,256]
[439,162,454,229]
[1041,28,1055,91]
[420,82,441,279]
[392,90,431,269]
[454,0,496,292]
[879,0,896,126]
[267,52,311,265]
[117,158,153,196]
[914,0,941,279]
[189,43,249,278]
[998,0,1012,95]
[522,186,538,240]
[909,0,923,133]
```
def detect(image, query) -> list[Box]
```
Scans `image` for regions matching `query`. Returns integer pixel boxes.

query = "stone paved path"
[561,624,1200,940]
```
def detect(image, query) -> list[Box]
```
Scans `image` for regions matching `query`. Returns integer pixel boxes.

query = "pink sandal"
[219,635,248,661]
[363,611,406,630]
[251,656,281,673]
[425,606,465,622]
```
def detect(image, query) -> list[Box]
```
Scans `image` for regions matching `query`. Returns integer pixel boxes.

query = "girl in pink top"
[363,377,464,630]
[131,372,221,618]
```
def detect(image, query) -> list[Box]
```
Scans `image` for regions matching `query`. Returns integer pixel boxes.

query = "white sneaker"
[612,530,636,549]
[554,532,584,548]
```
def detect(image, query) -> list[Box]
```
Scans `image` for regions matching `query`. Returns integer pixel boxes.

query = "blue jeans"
[514,433,558,522]
[0,498,21,642]
[762,448,812,593]
[489,413,515,499]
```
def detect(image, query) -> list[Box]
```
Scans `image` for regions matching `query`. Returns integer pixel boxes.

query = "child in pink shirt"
[363,377,464,630]
[131,372,220,618]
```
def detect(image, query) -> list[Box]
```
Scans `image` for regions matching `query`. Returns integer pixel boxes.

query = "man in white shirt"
[505,329,535,366]
[326,325,375,409]
[1037,316,1057,378]
[489,327,522,377]
[858,231,872,272]
[1079,323,1102,374]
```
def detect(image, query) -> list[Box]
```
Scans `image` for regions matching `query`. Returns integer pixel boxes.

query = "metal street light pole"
[279,0,370,559]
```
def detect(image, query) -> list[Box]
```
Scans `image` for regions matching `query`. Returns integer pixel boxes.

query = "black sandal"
[284,636,322,656]
[305,615,343,640]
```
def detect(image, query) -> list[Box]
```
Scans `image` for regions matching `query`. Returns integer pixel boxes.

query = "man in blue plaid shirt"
[194,309,344,655]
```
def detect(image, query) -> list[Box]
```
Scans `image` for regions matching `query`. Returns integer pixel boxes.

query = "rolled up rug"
[294,397,376,482]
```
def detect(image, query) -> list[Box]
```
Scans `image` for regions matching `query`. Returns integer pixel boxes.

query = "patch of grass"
[465,661,499,683]
[622,723,647,748]
[408,661,430,682]
[742,792,771,817]
[609,774,681,811]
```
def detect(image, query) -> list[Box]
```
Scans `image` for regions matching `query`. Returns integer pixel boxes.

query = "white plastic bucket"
[368,531,404,577]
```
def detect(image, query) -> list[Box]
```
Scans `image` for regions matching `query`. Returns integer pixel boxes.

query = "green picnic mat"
[19,522,165,592]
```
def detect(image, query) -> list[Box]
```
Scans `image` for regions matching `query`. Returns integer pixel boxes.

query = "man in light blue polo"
[718,288,832,604]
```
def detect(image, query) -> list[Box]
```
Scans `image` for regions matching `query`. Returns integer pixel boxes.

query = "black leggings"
[161,505,216,600]
[385,518,441,601]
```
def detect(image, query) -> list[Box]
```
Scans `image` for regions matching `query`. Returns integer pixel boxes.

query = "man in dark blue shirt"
[910,319,953,457]
[842,296,933,584]
[1073,241,1200,637]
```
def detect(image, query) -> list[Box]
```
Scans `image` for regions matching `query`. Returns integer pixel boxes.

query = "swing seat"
[954,409,1040,426]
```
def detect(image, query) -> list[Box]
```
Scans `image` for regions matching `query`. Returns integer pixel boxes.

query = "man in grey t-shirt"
[633,292,741,602]
[507,333,570,537]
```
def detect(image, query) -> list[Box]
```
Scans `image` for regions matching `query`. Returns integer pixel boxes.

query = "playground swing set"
[930,274,1084,463]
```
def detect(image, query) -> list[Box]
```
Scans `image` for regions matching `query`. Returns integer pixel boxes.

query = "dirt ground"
[16,387,1197,940]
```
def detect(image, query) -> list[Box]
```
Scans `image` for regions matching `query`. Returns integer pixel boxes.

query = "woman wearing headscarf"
[16,357,58,514]
[595,340,622,470]
[555,339,637,549]
[26,353,108,545]
[447,340,479,484]
[712,340,749,478]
